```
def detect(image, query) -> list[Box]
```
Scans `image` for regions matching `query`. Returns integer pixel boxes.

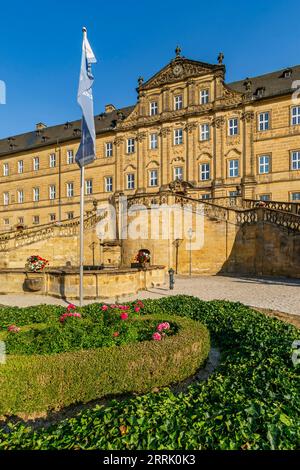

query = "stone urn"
[24,272,44,292]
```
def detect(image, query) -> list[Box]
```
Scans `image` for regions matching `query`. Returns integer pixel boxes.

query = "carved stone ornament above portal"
[169,180,194,194]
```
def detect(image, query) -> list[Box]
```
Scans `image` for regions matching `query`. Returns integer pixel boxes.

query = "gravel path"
[1,275,300,316]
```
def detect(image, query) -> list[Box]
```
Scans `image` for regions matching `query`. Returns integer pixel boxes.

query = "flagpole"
[79,164,84,306]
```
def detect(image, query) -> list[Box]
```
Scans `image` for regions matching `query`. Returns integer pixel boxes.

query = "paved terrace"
[0,275,300,316]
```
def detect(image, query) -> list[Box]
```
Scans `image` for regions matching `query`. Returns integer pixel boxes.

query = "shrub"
[0,313,209,415]
[0,296,299,450]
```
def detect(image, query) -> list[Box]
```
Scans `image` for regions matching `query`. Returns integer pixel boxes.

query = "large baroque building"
[1,47,300,231]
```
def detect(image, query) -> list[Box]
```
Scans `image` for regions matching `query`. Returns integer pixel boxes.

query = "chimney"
[105,104,116,113]
[36,122,47,130]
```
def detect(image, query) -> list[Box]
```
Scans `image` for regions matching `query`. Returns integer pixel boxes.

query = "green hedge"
[0,313,209,415]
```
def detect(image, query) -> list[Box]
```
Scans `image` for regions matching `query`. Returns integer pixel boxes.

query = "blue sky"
[0,0,299,138]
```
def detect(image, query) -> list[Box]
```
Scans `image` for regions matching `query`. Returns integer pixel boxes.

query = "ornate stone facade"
[1,49,300,231]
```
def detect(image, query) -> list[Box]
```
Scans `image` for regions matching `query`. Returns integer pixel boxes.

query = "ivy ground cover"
[0,295,299,450]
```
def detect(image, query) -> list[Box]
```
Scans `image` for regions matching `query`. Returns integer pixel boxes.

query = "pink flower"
[120,312,129,320]
[67,303,76,311]
[111,304,117,309]
[7,325,20,333]
[136,300,144,308]
[152,332,162,341]
[157,322,170,332]
[134,306,140,313]
[60,312,81,323]
[113,332,120,337]
[101,305,108,311]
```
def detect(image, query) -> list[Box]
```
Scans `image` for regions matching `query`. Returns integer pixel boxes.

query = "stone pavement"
[0,275,300,316]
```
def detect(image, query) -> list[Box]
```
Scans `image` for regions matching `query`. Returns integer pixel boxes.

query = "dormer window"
[200,89,209,104]
[282,68,292,78]
[174,94,183,110]
[150,101,158,116]
[256,87,265,98]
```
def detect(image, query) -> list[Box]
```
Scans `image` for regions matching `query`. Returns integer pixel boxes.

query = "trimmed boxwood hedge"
[0,313,210,415]
[0,295,299,450]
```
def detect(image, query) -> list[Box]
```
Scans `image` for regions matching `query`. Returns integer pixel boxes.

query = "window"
[229,159,239,177]
[200,89,209,104]
[174,94,183,110]
[127,173,135,189]
[4,218,9,226]
[202,193,211,200]
[174,167,183,181]
[259,194,271,201]
[150,101,158,116]
[49,153,56,168]
[150,133,158,150]
[229,191,238,197]
[33,157,39,171]
[291,106,300,126]
[105,142,113,157]
[259,155,270,174]
[85,179,93,195]
[49,185,56,200]
[105,176,113,192]
[67,149,74,164]
[3,192,9,206]
[291,151,300,170]
[17,190,24,204]
[50,213,56,222]
[67,182,74,198]
[228,118,238,136]
[127,138,135,154]
[258,112,269,131]
[200,163,210,181]
[200,124,210,141]
[174,128,183,145]
[3,163,9,176]
[149,169,158,187]
[33,187,40,202]
[18,160,24,174]
[33,215,40,225]
[18,217,24,225]
[291,192,300,201]
[67,212,74,220]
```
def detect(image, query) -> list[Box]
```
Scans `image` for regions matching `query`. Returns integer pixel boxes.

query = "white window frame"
[49,185,56,200]
[174,94,183,110]
[291,151,300,170]
[259,194,271,201]
[67,149,74,164]
[150,101,158,116]
[33,157,40,171]
[174,128,183,145]
[200,124,210,141]
[105,176,113,192]
[200,89,209,104]
[3,192,9,206]
[49,153,56,168]
[291,192,300,201]
[33,187,40,202]
[126,173,135,190]
[105,142,113,157]
[3,163,9,176]
[85,179,93,195]
[291,106,300,126]
[67,182,74,198]
[202,193,211,200]
[149,133,158,150]
[228,159,239,177]
[17,190,24,204]
[200,163,210,181]
[228,118,238,136]
[127,138,135,154]
[258,112,269,131]
[258,155,270,174]
[174,166,183,181]
[18,160,24,174]
[149,169,158,187]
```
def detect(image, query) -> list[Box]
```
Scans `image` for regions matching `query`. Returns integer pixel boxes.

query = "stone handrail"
[242,198,300,214]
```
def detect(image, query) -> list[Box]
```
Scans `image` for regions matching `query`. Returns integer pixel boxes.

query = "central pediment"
[139,55,225,91]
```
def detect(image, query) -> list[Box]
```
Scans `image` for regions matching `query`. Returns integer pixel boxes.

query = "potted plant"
[135,249,151,268]
[24,255,49,292]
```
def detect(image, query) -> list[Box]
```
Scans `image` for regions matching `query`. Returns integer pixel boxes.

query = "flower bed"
[0,301,209,415]
[0,296,299,450]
